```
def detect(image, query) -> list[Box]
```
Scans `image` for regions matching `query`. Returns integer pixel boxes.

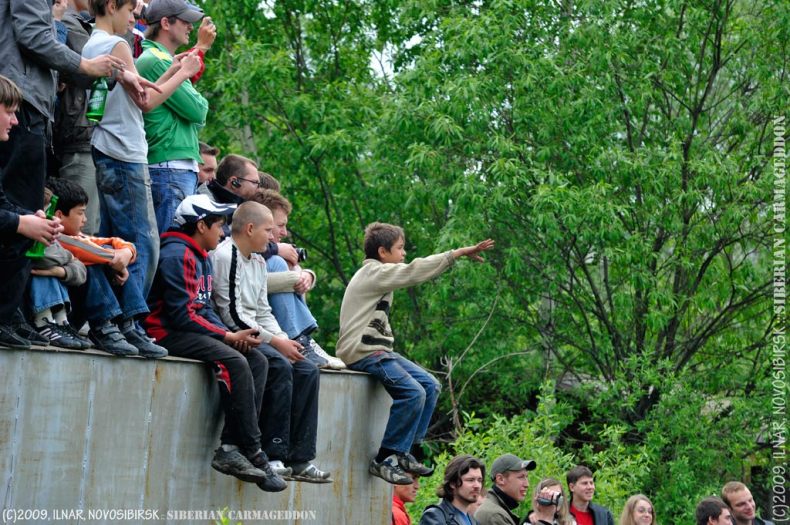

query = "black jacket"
[420,499,480,525]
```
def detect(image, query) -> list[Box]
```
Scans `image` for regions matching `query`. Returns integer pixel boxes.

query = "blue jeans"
[266,255,317,338]
[68,265,149,325]
[27,276,71,314]
[92,149,160,298]
[348,352,440,454]
[149,167,197,235]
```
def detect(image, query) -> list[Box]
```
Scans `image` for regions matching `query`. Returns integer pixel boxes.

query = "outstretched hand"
[453,239,495,262]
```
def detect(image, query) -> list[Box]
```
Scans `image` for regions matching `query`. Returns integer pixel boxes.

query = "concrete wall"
[0,346,393,524]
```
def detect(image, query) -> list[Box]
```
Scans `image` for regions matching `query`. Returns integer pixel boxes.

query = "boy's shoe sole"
[368,456,414,485]
[211,448,269,483]
[283,463,333,484]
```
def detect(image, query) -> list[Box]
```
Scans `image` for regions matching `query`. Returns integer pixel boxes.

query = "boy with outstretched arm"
[337,222,494,485]
[143,194,286,492]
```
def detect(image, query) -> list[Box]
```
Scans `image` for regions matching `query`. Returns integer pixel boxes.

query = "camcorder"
[537,493,563,507]
[295,246,307,262]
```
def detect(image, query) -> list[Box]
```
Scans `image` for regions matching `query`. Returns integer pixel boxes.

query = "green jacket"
[135,40,208,165]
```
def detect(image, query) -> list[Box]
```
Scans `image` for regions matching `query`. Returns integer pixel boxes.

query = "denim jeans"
[68,265,149,326]
[27,276,71,314]
[348,351,441,454]
[92,148,159,297]
[266,255,317,338]
[149,167,197,235]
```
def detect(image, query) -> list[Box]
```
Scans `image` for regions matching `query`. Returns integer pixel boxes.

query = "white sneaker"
[311,339,346,370]
[268,460,292,477]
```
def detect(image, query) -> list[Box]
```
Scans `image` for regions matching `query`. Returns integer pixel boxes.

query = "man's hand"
[270,336,305,363]
[31,266,67,279]
[452,239,495,262]
[293,271,314,295]
[196,17,217,51]
[119,70,162,108]
[225,328,262,354]
[17,213,62,245]
[109,247,134,272]
[277,243,298,267]
[79,55,126,77]
[179,50,203,78]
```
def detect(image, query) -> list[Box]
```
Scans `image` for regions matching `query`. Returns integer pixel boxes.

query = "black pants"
[160,332,268,454]
[257,343,320,464]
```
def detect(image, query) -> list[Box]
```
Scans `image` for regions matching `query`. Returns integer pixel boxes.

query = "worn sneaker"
[398,453,434,476]
[36,321,86,350]
[211,447,269,483]
[294,335,328,367]
[0,324,31,349]
[121,325,168,359]
[60,323,92,349]
[369,455,414,485]
[89,321,138,356]
[246,451,287,492]
[268,460,293,477]
[286,462,333,484]
[310,340,346,370]
[14,319,49,346]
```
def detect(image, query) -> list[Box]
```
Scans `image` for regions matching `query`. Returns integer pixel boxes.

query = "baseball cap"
[490,454,537,480]
[145,0,204,24]
[174,194,236,226]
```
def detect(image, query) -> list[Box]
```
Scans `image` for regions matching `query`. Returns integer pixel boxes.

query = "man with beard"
[420,455,485,525]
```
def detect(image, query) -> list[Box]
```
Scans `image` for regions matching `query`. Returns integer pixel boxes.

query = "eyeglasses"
[237,177,263,188]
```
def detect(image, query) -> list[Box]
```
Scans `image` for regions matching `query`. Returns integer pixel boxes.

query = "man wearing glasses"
[136,0,210,234]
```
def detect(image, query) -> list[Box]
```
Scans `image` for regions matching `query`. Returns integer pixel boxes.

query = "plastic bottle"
[86,77,108,123]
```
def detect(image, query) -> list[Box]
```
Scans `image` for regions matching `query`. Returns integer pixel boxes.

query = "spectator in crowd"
[198,142,219,184]
[136,0,209,234]
[53,0,102,235]
[47,178,167,357]
[619,495,656,525]
[527,478,571,525]
[199,154,298,264]
[0,76,64,349]
[722,482,774,525]
[211,201,332,483]
[566,466,614,525]
[143,194,286,492]
[696,498,733,525]
[337,222,494,484]
[419,455,486,525]
[259,171,280,191]
[25,187,89,350]
[0,0,124,346]
[476,454,536,525]
[84,0,201,305]
[253,190,345,369]
[393,474,421,525]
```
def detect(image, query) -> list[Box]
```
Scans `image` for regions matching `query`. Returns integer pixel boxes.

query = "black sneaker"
[60,323,92,349]
[121,325,168,359]
[15,319,49,346]
[36,321,87,350]
[89,321,138,356]
[0,324,31,349]
[397,453,434,476]
[294,335,329,367]
[369,455,414,485]
[211,447,270,484]
[247,451,288,492]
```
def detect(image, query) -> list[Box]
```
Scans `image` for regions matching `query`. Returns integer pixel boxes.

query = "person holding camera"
[253,189,345,369]
[525,478,573,525]
[476,454,537,525]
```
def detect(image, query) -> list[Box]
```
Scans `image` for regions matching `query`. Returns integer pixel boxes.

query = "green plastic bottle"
[25,195,59,259]
[86,77,108,123]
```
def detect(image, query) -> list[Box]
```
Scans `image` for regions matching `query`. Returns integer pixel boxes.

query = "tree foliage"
[193,0,786,521]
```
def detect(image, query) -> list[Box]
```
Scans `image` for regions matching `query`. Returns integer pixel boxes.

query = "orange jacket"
[59,233,137,266]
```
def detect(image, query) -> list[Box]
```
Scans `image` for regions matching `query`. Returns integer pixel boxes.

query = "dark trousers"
[160,331,268,454]
[68,265,149,326]
[0,102,47,214]
[257,343,320,463]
